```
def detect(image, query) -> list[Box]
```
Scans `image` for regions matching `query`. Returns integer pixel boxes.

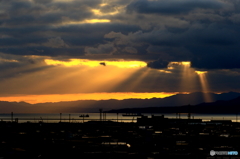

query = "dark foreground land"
[1,116,240,159]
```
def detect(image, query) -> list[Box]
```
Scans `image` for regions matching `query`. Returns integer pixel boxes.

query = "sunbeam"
[195,71,213,102]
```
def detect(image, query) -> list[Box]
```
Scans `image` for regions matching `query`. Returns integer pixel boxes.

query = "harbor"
[1,112,240,123]
[1,115,240,159]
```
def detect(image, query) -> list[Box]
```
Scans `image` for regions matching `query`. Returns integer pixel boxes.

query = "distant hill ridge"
[107,95,240,114]
[0,92,240,113]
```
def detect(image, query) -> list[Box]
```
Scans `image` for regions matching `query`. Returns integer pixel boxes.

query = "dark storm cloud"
[0,0,141,56]
[2,1,94,27]
[103,14,240,69]
[126,0,224,15]
[147,59,169,69]
[0,23,140,56]
[0,47,85,57]
[1,0,240,69]
[85,43,116,55]
[124,47,138,54]
[0,52,51,79]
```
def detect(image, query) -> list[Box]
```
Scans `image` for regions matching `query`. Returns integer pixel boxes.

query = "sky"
[1,0,240,105]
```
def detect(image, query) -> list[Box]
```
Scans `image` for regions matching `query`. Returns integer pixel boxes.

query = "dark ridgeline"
[0,114,240,159]
[1,92,240,113]
[107,96,240,114]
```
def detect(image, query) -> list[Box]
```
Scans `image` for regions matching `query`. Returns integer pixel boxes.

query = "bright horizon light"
[0,92,185,104]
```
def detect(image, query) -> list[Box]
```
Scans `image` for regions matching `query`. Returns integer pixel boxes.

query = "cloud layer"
[1,0,240,100]
[1,0,240,69]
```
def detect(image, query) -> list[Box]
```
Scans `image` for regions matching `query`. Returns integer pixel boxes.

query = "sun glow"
[99,3,108,7]
[1,58,148,102]
[168,61,191,68]
[1,59,18,63]
[181,61,191,66]
[195,71,208,75]
[44,59,147,68]
[63,19,111,25]
[158,70,172,73]
[167,66,174,70]
[84,19,111,23]
[91,9,119,16]
[0,92,181,104]
[196,71,212,102]
[177,61,198,93]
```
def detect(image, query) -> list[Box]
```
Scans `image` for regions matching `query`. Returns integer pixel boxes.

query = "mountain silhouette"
[107,94,240,114]
[0,92,240,113]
